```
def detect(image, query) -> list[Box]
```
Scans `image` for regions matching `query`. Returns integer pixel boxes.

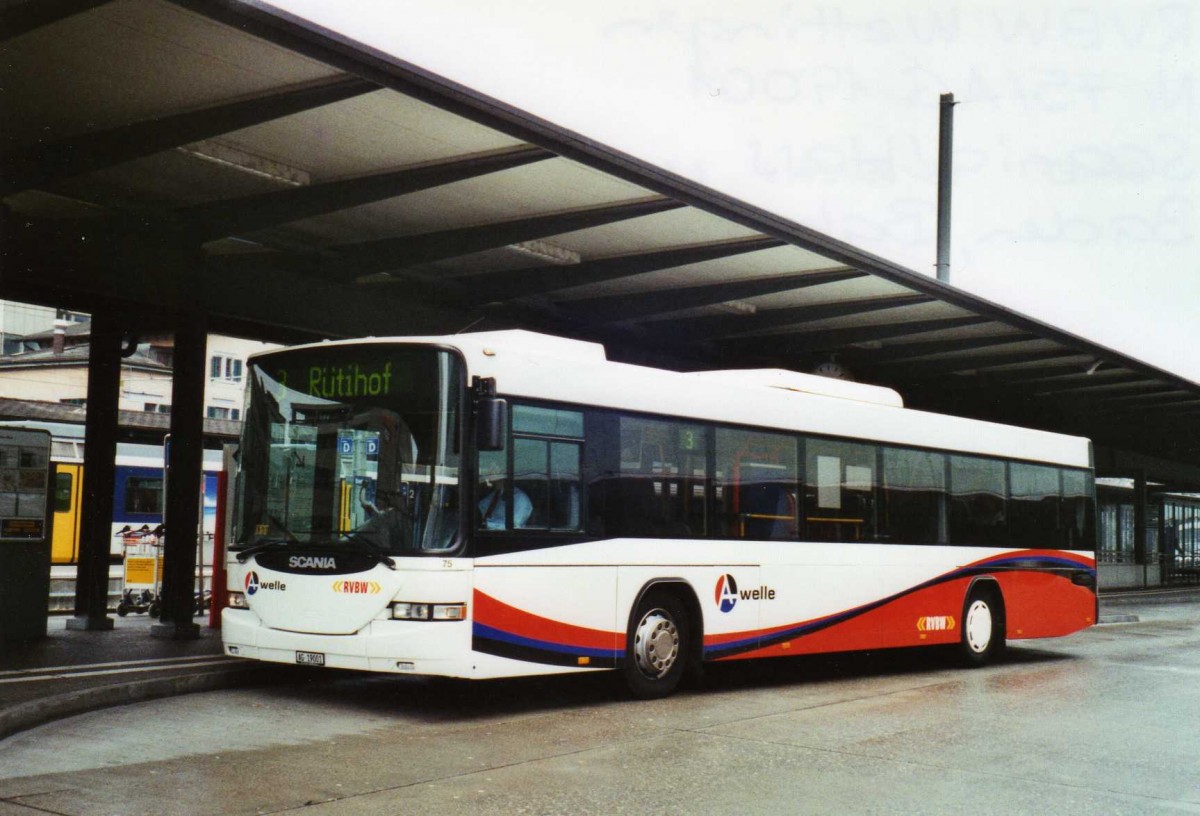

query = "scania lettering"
[223,331,1097,698]
[289,556,338,570]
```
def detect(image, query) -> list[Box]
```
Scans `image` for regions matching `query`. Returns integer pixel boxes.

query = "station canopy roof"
[2,0,1197,471]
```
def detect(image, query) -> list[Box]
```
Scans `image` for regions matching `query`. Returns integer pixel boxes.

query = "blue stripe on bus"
[472,623,622,660]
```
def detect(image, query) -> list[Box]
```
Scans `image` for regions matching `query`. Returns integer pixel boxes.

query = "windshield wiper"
[340,534,397,569]
[232,538,295,563]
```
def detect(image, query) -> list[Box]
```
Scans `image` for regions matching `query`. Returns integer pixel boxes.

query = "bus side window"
[1060,469,1095,549]
[1010,462,1060,549]
[498,404,585,532]
[948,456,1007,546]
[714,428,798,540]
[804,439,876,542]
[879,447,946,544]
[607,416,707,538]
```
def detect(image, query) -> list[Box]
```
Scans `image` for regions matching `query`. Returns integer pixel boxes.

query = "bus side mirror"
[476,398,508,452]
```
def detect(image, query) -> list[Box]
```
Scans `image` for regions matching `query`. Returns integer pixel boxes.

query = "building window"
[206,406,241,420]
[209,354,243,383]
[143,402,171,414]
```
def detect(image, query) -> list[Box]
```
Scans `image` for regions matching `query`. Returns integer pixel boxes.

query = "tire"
[116,603,129,617]
[959,585,1005,667]
[148,601,161,619]
[620,590,689,699]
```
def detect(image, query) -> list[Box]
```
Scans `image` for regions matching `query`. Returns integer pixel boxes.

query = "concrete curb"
[1100,590,1200,607]
[0,667,275,742]
[1097,614,1140,624]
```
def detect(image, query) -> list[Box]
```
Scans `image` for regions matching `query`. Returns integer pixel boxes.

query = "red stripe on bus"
[473,590,621,652]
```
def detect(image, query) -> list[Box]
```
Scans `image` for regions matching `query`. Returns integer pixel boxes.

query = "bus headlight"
[228,591,248,609]
[431,604,467,621]
[390,602,466,621]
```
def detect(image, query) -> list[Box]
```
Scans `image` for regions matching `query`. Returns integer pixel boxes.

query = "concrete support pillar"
[66,311,121,632]
[151,314,206,640]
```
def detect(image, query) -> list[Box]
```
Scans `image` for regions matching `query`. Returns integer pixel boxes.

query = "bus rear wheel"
[621,590,689,699]
[959,585,1005,667]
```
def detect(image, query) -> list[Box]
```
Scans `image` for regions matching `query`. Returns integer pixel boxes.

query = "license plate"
[295,651,325,666]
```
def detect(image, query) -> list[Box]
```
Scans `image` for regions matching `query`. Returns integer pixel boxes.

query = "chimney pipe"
[52,319,68,355]
[936,92,956,284]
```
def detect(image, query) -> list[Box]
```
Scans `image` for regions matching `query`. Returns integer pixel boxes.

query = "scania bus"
[222,330,1097,697]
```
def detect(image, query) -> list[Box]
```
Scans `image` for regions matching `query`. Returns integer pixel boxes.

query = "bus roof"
[254,330,1092,468]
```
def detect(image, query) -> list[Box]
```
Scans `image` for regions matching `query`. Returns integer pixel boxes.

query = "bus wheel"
[959,586,1005,667]
[621,590,688,699]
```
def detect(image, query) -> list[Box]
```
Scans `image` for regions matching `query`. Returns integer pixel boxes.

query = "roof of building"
[0,344,170,372]
[0,397,241,441]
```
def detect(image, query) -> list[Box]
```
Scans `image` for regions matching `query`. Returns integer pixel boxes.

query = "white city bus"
[222,330,1097,697]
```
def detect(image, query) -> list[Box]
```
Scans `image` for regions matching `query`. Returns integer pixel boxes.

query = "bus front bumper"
[221,607,474,677]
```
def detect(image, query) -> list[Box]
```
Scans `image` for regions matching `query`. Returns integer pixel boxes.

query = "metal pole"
[936,92,956,284]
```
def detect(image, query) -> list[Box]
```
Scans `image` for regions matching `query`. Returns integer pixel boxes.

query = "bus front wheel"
[621,590,689,699]
[959,585,1005,667]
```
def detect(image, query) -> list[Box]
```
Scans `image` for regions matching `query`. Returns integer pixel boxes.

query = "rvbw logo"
[715,574,739,613]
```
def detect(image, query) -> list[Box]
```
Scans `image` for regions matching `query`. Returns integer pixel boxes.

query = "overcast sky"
[271,0,1198,382]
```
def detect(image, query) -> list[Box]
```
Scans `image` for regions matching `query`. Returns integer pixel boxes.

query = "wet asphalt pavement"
[1,597,1198,815]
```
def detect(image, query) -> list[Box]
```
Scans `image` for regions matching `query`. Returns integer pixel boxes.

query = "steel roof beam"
[1094,389,1196,407]
[1029,374,1158,396]
[322,196,684,278]
[873,349,1084,381]
[855,334,1041,367]
[0,0,114,42]
[175,145,554,242]
[727,316,992,356]
[455,235,787,304]
[1002,366,1134,387]
[703,294,934,345]
[1,74,377,196]
[560,267,864,323]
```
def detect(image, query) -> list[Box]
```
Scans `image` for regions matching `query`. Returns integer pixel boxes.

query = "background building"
[0,301,275,438]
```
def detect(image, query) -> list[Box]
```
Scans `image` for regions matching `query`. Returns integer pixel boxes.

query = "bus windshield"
[235,345,463,555]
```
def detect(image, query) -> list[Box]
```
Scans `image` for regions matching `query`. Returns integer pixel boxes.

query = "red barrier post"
[209,469,229,629]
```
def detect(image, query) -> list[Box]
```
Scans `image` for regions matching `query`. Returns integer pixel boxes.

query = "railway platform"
[1,587,1197,743]
[0,614,293,741]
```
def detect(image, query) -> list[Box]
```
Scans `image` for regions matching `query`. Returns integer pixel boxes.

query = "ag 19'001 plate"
[295,651,325,666]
